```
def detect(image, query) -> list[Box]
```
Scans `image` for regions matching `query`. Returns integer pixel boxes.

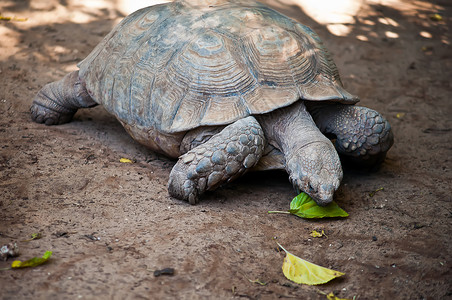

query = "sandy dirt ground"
[0,0,451,299]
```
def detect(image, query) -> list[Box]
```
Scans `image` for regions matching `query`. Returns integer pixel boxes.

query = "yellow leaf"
[0,15,28,22]
[279,243,344,285]
[120,158,133,163]
[326,292,352,300]
[429,13,442,22]
[310,230,326,238]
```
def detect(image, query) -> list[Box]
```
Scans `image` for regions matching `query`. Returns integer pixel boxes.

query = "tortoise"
[30,0,393,206]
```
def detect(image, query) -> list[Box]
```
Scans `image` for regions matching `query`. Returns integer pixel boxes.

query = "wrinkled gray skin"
[30,71,393,206]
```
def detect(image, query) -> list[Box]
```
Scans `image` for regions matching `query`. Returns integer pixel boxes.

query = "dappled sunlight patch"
[368,0,428,11]
[419,31,432,39]
[327,24,352,37]
[0,26,20,56]
[42,44,80,63]
[385,31,399,39]
[275,0,446,44]
[362,19,376,26]
[68,10,100,24]
[69,0,120,24]
[356,35,369,42]
[274,0,361,36]
[77,0,114,10]
[117,0,170,15]
[289,0,360,36]
[378,17,399,27]
[0,0,121,27]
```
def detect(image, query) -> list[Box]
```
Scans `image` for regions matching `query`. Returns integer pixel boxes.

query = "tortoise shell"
[78,0,358,134]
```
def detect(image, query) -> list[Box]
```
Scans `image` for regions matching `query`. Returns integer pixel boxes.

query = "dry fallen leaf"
[0,15,28,22]
[120,158,133,163]
[369,187,384,197]
[248,278,267,286]
[310,230,327,238]
[429,13,443,22]
[326,292,352,300]
[278,243,344,285]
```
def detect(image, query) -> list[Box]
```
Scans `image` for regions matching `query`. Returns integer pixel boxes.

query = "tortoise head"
[287,141,343,206]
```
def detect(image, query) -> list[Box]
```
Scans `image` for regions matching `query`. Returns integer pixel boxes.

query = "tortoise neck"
[256,101,330,155]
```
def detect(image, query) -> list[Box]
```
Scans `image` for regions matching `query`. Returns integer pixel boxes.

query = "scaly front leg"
[168,116,266,204]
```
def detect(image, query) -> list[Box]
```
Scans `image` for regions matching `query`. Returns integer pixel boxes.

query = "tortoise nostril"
[321,184,334,193]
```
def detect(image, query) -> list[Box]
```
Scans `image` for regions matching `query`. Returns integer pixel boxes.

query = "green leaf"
[288,193,349,219]
[289,191,311,210]
[11,251,52,268]
[278,243,344,285]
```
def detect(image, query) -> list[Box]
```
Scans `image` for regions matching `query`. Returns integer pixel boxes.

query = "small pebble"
[154,267,175,277]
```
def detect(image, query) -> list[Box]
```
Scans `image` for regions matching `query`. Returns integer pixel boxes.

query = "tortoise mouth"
[295,178,338,207]
[294,184,334,206]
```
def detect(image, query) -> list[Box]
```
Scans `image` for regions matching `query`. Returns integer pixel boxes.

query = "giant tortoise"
[30,0,394,205]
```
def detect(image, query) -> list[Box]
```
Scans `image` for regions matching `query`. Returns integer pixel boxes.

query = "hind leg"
[168,116,266,204]
[30,71,97,125]
[309,103,394,165]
